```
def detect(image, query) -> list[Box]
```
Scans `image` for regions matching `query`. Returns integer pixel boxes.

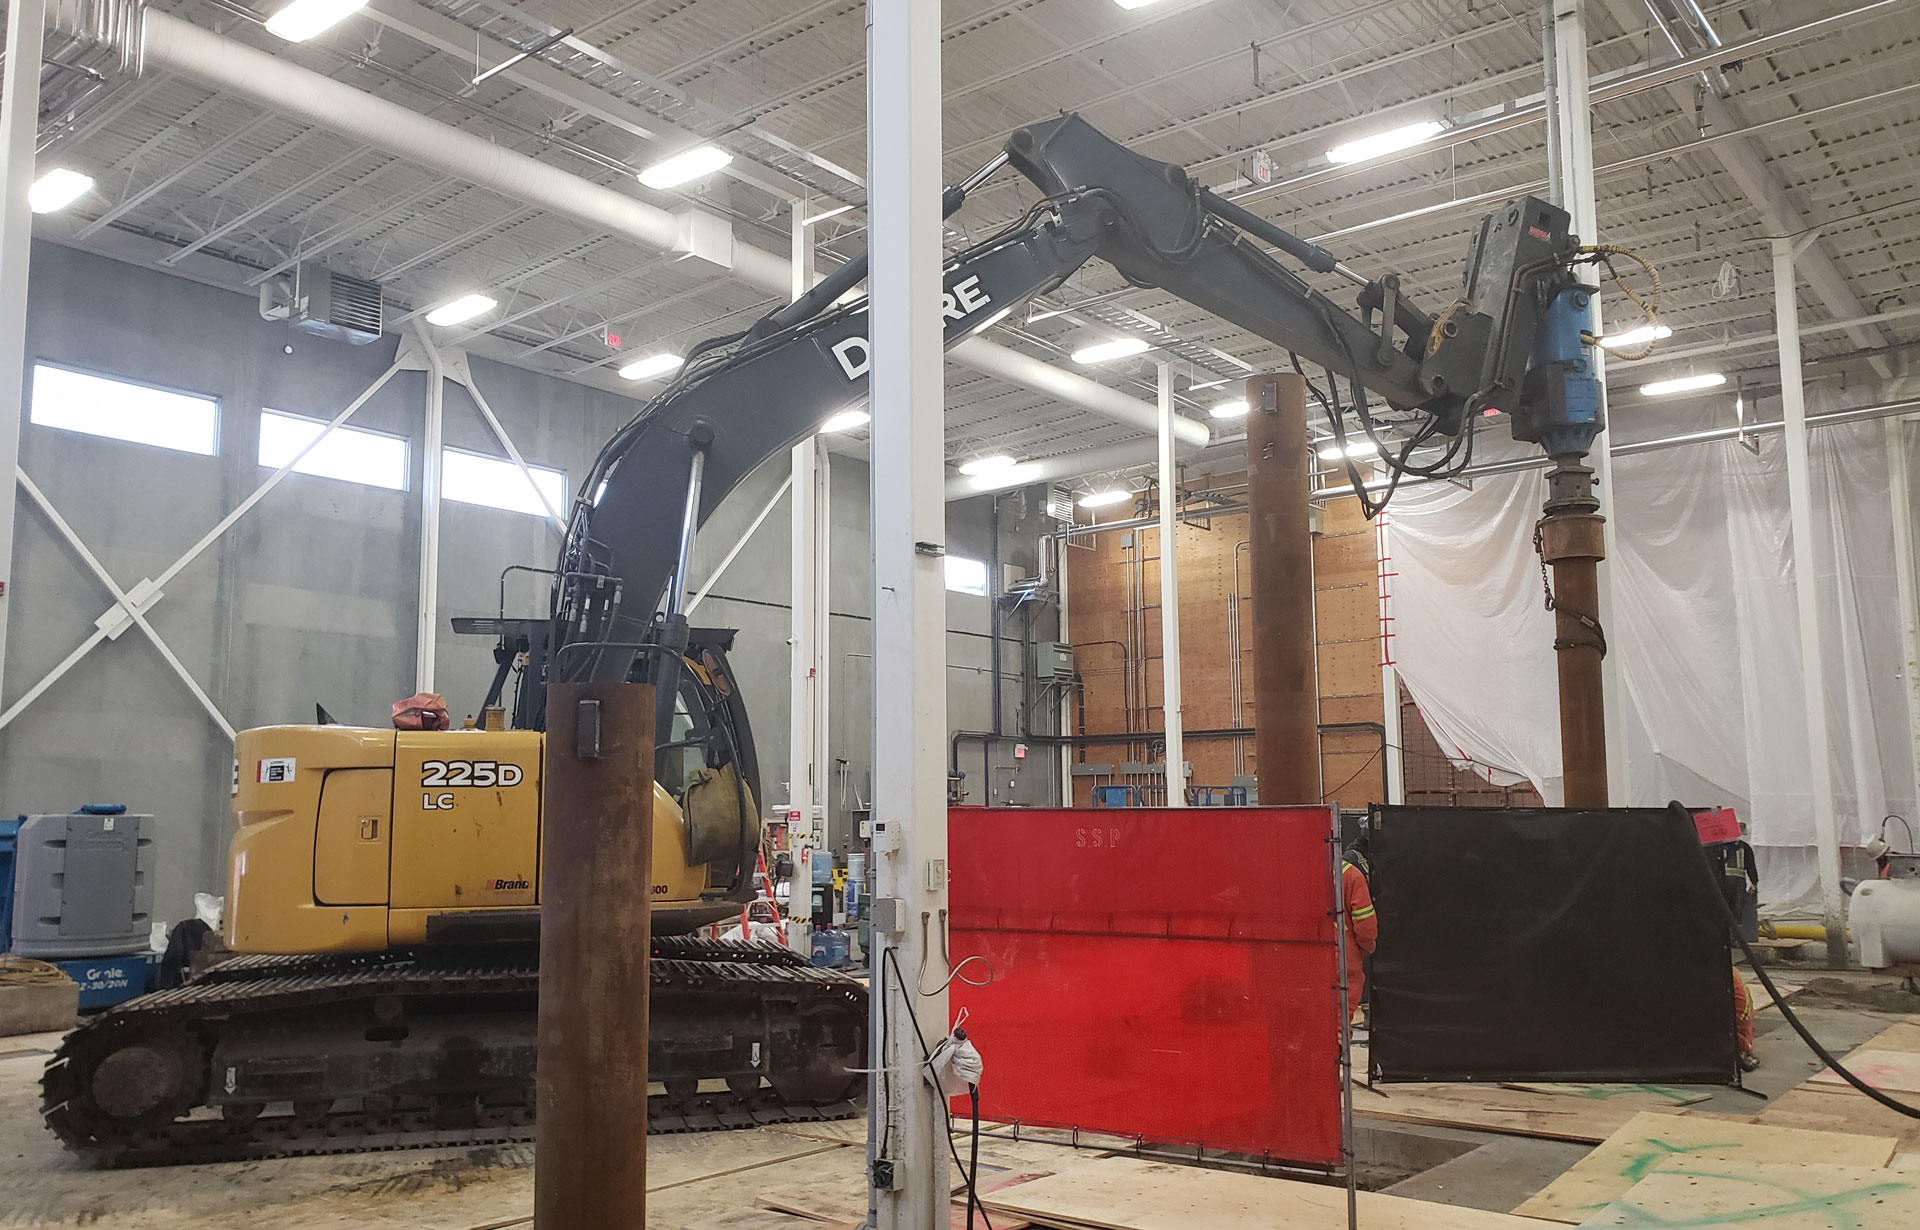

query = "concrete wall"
[1,241,1052,924]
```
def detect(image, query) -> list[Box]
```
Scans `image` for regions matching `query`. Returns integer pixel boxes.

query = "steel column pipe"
[1538,458,1610,806]
[1244,373,1320,804]
[536,682,654,1229]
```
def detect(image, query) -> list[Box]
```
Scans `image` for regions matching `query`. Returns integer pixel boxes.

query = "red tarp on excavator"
[946,805,1343,1166]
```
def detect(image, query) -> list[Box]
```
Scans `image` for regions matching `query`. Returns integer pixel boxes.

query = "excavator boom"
[543,113,1591,705]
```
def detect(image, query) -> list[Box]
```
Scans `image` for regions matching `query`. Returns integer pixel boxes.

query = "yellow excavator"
[44,112,1601,1165]
[42,619,870,1165]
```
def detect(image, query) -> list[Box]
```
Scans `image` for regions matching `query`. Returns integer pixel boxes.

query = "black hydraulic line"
[1198,186,1349,279]
[748,154,1006,343]
[1671,799,1920,1119]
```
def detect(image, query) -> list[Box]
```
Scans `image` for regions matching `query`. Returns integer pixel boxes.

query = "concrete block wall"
[1,240,1049,924]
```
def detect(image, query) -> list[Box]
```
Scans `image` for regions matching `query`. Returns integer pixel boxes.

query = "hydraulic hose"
[1672,799,1920,1119]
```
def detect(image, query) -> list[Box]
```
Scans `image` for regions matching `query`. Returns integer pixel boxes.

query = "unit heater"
[259,263,385,345]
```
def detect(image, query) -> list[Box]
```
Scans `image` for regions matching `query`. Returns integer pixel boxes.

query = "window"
[259,409,408,490]
[945,554,988,596]
[29,363,218,455]
[441,447,568,517]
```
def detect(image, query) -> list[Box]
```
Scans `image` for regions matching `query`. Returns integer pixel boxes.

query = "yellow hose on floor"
[1766,922,1848,941]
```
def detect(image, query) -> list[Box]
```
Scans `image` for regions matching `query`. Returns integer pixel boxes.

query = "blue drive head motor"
[1511,283,1605,460]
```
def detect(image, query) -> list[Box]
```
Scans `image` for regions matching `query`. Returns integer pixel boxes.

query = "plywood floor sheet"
[1513,1110,1899,1223]
[1576,1158,1920,1229]
[981,1155,1550,1230]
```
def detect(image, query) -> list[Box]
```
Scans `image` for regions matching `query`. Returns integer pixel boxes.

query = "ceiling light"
[639,145,733,190]
[424,293,497,327]
[959,454,1017,476]
[1640,372,1726,397]
[1079,489,1132,508]
[1325,120,1446,166]
[1113,0,1163,8]
[1071,337,1151,365]
[1598,323,1673,350]
[1316,439,1382,461]
[803,203,857,226]
[819,408,870,433]
[618,352,684,381]
[28,168,93,214]
[1209,399,1248,419]
[264,0,369,42]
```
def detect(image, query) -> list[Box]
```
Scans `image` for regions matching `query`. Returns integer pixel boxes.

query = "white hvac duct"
[133,11,1209,449]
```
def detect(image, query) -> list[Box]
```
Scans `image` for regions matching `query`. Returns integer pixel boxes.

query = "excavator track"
[42,936,867,1167]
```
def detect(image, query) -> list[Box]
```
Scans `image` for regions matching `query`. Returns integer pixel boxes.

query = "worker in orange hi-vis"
[1733,965,1759,1072]
[1342,837,1379,1025]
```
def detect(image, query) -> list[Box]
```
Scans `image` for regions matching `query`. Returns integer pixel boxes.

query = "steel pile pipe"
[537,682,654,1229]
[1245,373,1321,804]
[1538,459,1609,807]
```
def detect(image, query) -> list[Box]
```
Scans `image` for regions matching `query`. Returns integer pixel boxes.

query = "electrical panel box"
[8,809,154,959]
[1033,641,1075,679]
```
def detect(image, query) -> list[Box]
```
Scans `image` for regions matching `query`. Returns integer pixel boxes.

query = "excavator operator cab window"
[656,666,722,804]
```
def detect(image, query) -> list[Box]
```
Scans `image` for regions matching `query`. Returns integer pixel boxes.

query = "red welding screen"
[946,806,1342,1166]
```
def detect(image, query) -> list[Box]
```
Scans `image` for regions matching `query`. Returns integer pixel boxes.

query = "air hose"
[1672,799,1920,1119]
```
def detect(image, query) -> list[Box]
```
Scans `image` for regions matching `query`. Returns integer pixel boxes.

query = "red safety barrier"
[947,805,1342,1166]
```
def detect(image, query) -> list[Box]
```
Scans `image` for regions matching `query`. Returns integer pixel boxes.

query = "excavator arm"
[536,112,1602,716]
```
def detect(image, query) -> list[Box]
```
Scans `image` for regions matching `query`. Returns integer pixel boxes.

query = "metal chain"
[1533,520,1608,656]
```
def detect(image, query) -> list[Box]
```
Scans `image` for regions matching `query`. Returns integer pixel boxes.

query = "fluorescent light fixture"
[803,202,857,226]
[1598,323,1673,350]
[1071,337,1151,365]
[958,454,1017,476]
[1326,120,1446,166]
[1113,0,1163,8]
[1079,489,1132,508]
[29,168,93,214]
[639,145,733,190]
[264,0,369,42]
[1639,372,1726,397]
[819,408,870,433]
[1317,439,1382,461]
[1209,398,1248,419]
[618,352,684,382]
[425,293,496,327]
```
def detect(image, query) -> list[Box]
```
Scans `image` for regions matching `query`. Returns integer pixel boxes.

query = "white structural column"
[415,327,446,693]
[0,0,47,709]
[1058,533,1074,806]
[1375,509,1406,805]
[866,0,950,1225]
[1156,363,1186,806]
[787,200,831,950]
[1888,415,1920,804]
[1773,236,1846,957]
[1545,0,1630,803]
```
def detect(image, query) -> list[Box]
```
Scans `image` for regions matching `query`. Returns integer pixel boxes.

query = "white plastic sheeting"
[1387,387,1918,908]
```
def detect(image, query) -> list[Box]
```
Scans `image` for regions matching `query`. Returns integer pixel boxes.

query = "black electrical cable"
[882,947,995,1227]
[1671,799,1920,1120]
[967,1085,984,1230]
